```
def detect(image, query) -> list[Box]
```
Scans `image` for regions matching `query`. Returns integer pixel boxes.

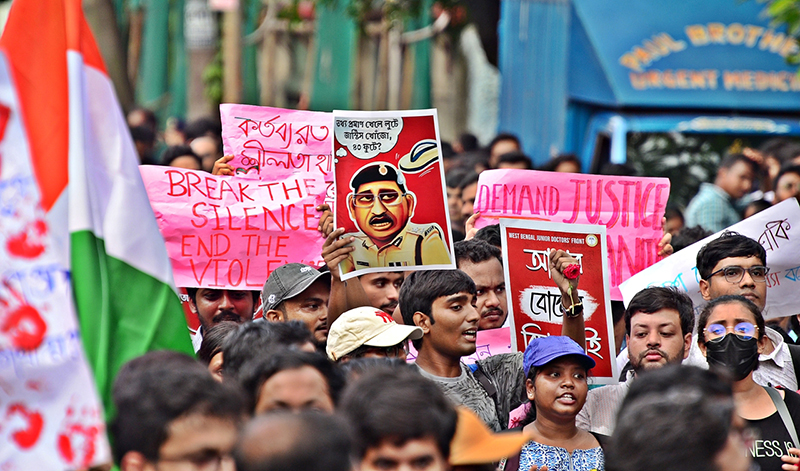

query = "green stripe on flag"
[71,229,193,419]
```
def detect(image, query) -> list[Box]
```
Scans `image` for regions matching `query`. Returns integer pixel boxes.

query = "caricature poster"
[333,109,455,281]
[500,219,618,384]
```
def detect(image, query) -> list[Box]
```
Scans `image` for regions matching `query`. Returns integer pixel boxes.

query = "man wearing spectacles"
[697,231,798,390]
[341,163,451,274]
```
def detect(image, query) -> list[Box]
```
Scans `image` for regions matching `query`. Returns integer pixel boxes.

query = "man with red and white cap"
[326,306,423,362]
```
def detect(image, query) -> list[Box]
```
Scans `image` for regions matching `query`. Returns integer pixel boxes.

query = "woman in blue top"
[516,336,603,471]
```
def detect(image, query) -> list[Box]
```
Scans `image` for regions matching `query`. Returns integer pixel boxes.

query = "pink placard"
[220,104,333,206]
[474,169,670,300]
[406,326,512,365]
[140,166,325,289]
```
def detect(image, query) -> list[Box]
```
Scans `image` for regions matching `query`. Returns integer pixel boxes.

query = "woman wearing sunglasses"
[698,295,800,471]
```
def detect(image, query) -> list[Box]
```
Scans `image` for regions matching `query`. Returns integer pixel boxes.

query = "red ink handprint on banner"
[57,406,101,467]
[6,219,47,259]
[1,279,47,351]
[6,403,44,449]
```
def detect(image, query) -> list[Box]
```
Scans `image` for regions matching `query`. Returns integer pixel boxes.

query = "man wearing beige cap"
[326,306,423,362]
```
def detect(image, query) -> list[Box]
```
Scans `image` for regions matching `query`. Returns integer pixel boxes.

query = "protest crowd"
[8,1,800,467]
[91,113,800,471]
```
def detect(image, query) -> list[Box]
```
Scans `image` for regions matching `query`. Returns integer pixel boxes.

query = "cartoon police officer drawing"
[341,162,451,273]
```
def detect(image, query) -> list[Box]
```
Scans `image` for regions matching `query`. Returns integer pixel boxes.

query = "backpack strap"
[472,361,504,428]
[764,386,800,449]
[787,344,800,388]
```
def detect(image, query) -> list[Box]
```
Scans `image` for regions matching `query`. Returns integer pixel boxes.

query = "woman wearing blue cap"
[509,335,603,471]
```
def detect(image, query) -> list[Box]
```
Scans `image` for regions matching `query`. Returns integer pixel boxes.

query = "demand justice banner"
[332,109,455,281]
[475,169,670,301]
[620,199,800,320]
[500,219,618,384]
[140,166,324,289]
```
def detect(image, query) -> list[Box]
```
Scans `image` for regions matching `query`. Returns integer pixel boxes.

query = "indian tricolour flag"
[0,0,191,467]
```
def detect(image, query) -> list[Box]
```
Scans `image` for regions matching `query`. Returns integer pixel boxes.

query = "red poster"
[501,219,618,384]
[332,109,455,281]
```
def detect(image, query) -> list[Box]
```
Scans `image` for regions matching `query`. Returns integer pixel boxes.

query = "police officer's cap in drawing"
[350,162,407,193]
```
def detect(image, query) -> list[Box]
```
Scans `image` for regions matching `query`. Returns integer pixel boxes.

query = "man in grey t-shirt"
[400,249,584,431]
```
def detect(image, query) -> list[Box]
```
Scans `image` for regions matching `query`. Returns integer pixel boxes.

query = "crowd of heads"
[113,112,800,471]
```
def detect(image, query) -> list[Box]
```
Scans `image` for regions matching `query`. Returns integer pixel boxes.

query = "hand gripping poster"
[500,219,618,384]
[333,109,456,281]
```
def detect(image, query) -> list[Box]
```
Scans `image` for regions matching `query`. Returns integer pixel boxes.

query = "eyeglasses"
[704,322,759,341]
[709,265,769,284]
[159,450,232,471]
[352,190,405,208]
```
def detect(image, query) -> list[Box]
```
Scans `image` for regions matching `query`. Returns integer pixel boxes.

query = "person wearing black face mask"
[699,296,800,471]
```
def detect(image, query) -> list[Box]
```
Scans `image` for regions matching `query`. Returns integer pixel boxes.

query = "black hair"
[446,166,471,189]
[621,364,733,409]
[129,125,155,145]
[441,141,455,160]
[128,107,158,130]
[339,357,416,382]
[539,153,580,172]
[489,133,521,151]
[664,206,684,223]
[234,411,352,471]
[473,224,501,248]
[718,152,759,174]
[458,133,479,153]
[399,270,476,349]
[696,231,767,280]
[110,351,245,464]
[610,300,625,325]
[184,117,222,142]
[497,151,533,169]
[599,163,638,176]
[625,287,694,337]
[222,320,313,379]
[744,199,772,216]
[458,171,480,191]
[454,239,502,268]
[197,320,239,365]
[340,368,457,459]
[185,287,261,307]
[760,138,800,163]
[606,366,735,471]
[236,350,345,413]
[671,226,712,253]
[775,163,800,190]
[462,150,491,173]
[696,295,765,345]
[160,144,202,168]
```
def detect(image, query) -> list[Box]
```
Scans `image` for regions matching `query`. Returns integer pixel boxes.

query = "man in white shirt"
[577,287,694,436]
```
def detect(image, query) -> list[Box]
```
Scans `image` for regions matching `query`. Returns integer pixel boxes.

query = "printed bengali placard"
[500,219,618,384]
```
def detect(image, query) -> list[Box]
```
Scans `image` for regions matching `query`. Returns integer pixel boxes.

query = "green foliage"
[759,0,800,65]
[202,49,223,105]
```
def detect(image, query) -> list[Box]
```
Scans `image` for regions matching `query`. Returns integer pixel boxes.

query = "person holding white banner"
[696,231,799,390]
